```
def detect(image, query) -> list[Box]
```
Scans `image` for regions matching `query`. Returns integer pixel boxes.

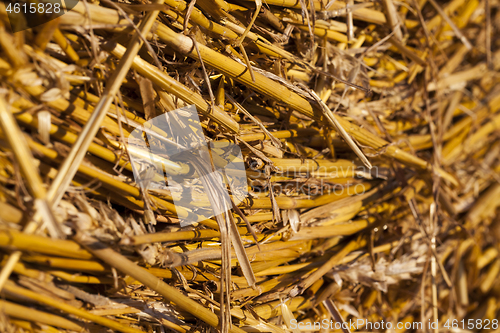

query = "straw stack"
[0,0,499,331]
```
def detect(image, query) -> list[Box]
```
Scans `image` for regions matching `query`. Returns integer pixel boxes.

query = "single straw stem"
[427,0,472,50]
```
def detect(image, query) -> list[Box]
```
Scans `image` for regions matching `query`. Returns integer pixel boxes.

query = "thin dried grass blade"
[309,90,372,169]
[281,301,301,333]
[323,299,351,333]
[228,212,257,288]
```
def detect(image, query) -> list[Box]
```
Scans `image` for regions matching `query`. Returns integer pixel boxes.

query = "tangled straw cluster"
[0,0,499,331]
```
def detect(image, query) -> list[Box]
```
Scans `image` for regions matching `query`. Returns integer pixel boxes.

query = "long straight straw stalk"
[0,0,164,293]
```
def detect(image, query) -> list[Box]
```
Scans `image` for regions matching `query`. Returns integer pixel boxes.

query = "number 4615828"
[444,319,498,330]
[6,2,61,14]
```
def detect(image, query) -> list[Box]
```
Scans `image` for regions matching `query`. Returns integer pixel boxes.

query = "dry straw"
[0,0,499,331]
